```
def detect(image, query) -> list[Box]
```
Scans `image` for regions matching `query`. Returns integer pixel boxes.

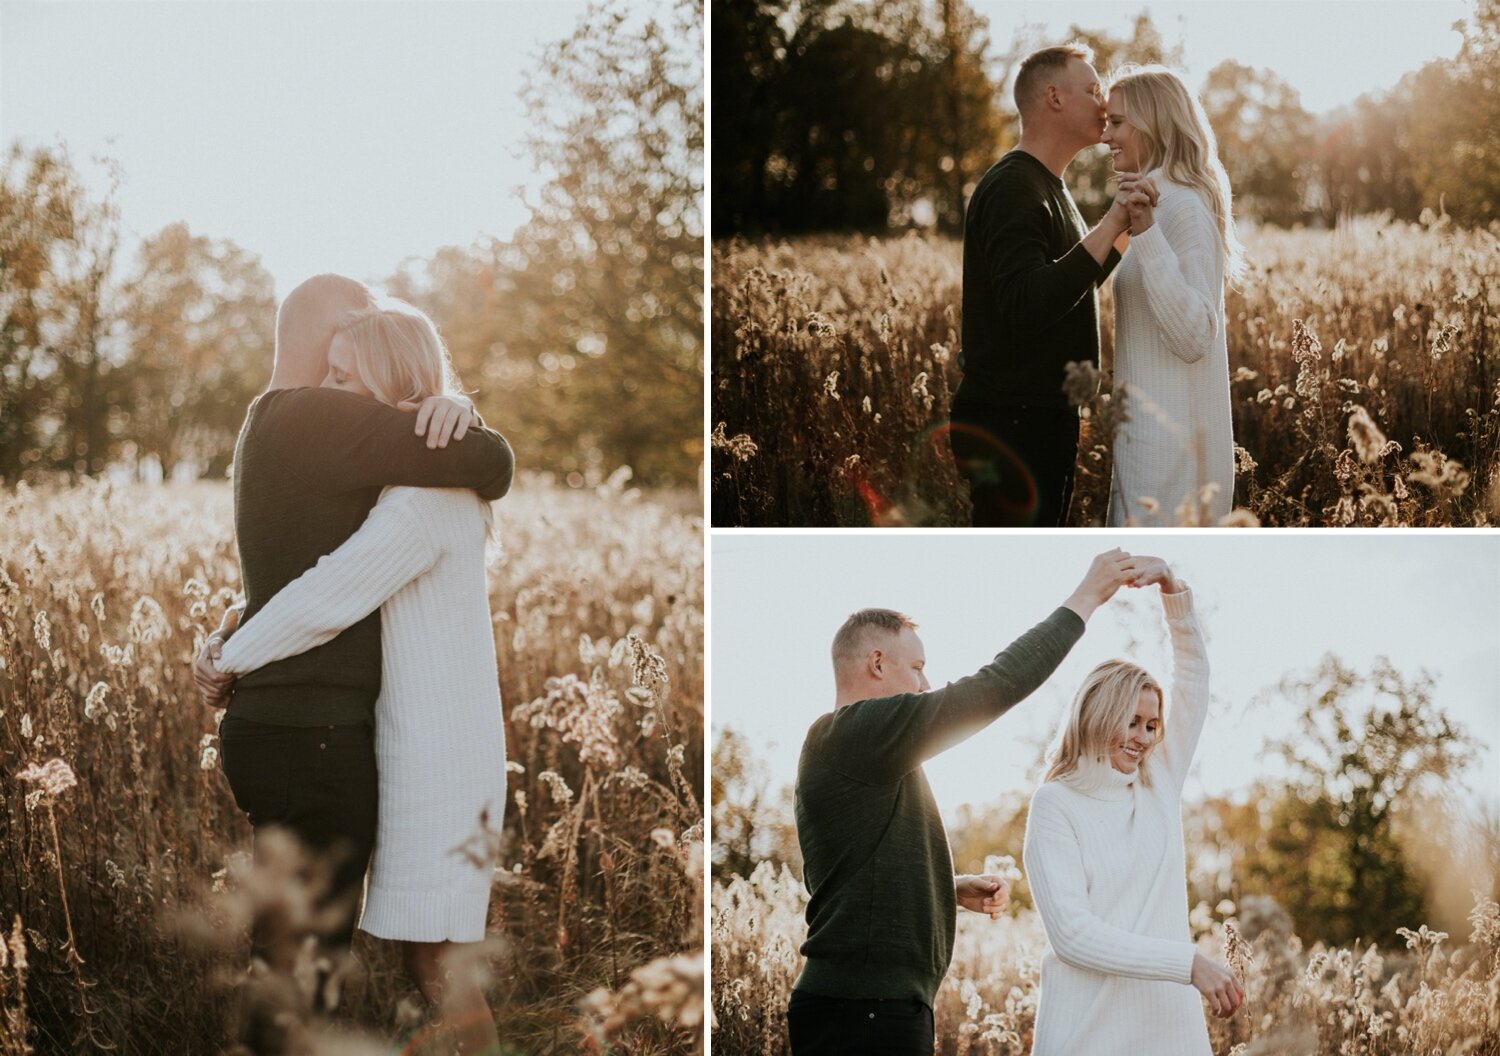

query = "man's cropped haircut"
[1013,42,1094,115]
[831,608,918,673]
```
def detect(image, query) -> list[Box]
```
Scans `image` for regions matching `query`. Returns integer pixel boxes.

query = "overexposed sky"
[712,533,1500,816]
[976,0,1469,115]
[0,0,586,296]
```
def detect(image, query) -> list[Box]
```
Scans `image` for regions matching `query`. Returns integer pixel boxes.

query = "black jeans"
[787,990,935,1056]
[218,713,378,957]
[948,397,1080,527]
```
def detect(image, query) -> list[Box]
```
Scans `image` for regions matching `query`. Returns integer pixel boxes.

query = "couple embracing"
[951,43,1243,527]
[193,274,512,1054]
[789,551,1244,1055]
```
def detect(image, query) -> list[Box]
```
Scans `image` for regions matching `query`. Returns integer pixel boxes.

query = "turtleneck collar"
[1058,755,1137,801]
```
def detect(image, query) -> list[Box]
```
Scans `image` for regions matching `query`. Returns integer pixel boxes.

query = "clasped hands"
[1110,172,1159,236]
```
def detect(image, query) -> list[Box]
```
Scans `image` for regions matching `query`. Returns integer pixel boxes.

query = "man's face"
[875,627,930,694]
[1062,58,1109,148]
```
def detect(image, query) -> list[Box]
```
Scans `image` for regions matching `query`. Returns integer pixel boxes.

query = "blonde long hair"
[1043,659,1164,787]
[1109,64,1245,283]
[332,299,463,407]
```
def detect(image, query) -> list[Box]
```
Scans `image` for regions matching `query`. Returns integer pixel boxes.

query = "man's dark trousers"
[218,713,379,958]
[949,395,1079,527]
[787,991,935,1056]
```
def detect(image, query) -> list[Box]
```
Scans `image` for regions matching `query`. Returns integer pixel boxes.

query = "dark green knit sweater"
[958,149,1120,410]
[792,606,1085,1005]
[228,387,514,727]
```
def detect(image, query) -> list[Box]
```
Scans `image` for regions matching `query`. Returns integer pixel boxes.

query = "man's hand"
[1126,555,1183,594]
[1062,549,1139,622]
[396,394,478,449]
[955,874,1010,920]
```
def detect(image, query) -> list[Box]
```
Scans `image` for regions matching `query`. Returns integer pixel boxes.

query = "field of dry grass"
[0,478,703,1055]
[712,861,1500,1056]
[711,217,1500,526]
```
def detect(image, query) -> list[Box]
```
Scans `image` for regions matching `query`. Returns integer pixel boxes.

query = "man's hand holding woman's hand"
[955,874,1010,920]
[1114,172,1158,234]
[1064,549,1140,622]
[396,394,479,449]
[1124,555,1184,595]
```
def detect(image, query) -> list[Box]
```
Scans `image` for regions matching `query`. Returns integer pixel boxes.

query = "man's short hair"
[831,608,918,675]
[1014,42,1094,116]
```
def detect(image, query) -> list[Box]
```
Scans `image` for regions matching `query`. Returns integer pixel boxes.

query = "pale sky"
[711,533,1500,817]
[976,0,1470,115]
[0,1,588,297]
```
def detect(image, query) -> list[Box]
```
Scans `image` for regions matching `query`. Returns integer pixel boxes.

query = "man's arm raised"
[826,550,1138,782]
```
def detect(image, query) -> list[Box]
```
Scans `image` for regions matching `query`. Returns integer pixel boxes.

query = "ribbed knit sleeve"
[828,607,1085,782]
[1023,787,1197,983]
[217,489,439,676]
[1127,189,1222,364]
[1154,588,1210,792]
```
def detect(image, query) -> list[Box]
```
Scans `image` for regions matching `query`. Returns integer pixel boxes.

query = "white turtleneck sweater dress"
[1108,176,1234,526]
[1022,589,1210,1055]
[217,485,505,943]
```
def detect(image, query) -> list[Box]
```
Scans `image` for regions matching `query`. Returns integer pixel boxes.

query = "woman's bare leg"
[402,940,500,1054]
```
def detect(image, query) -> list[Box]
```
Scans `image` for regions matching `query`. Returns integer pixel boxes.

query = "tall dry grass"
[711,216,1500,526]
[0,477,703,1054]
[712,862,1500,1055]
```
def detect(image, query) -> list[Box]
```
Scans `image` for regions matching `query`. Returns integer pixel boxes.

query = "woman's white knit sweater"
[1023,589,1211,1055]
[217,486,505,942]
[1108,176,1234,526]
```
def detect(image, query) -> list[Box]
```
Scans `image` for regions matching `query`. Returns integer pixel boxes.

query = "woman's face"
[322,332,373,398]
[1102,88,1143,173]
[1108,687,1161,773]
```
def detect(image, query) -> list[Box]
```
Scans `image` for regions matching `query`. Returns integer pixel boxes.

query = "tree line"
[713,0,1500,235]
[0,0,702,488]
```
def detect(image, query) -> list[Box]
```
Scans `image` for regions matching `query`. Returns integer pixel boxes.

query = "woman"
[1022,557,1243,1055]
[1102,66,1244,526]
[215,300,505,1055]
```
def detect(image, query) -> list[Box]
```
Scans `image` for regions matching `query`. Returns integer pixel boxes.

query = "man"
[951,44,1139,527]
[193,274,513,974]
[787,549,1138,1055]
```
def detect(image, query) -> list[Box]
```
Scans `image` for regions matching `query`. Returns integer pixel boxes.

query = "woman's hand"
[1063,549,1139,621]
[397,394,478,449]
[1115,173,1158,234]
[1190,952,1245,1018]
[1126,556,1182,594]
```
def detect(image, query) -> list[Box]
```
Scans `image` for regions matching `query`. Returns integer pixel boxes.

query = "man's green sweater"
[958,149,1120,410]
[792,606,1085,1006]
[228,387,514,728]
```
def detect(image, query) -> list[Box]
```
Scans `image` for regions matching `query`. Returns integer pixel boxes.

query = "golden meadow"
[0,478,702,1055]
[711,218,1500,527]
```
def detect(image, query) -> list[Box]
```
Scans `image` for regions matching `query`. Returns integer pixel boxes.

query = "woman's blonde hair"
[1109,64,1246,283]
[1043,659,1164,787]
[332,299,463,407]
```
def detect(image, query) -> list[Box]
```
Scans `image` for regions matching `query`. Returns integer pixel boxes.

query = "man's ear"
[867,649,884,680]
